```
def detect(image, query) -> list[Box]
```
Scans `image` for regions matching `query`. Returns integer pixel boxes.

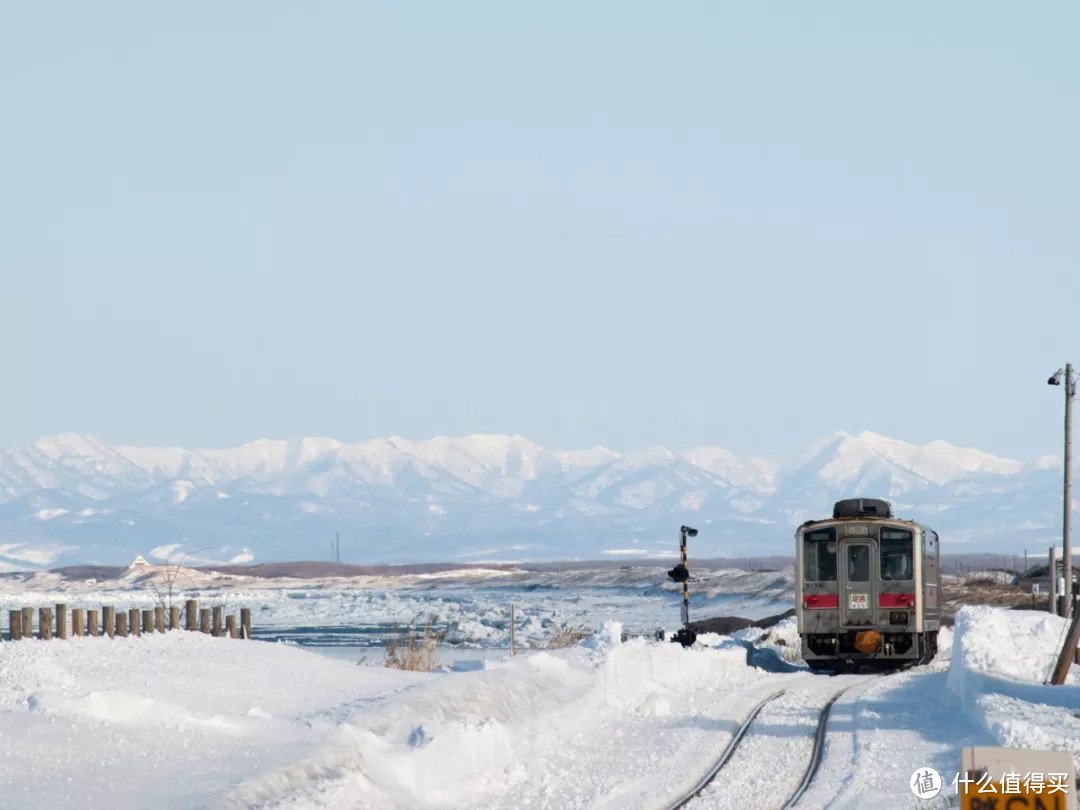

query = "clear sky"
[2,2,1078,462]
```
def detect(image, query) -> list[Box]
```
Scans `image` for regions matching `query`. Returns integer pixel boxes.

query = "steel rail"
[663,689,786,810]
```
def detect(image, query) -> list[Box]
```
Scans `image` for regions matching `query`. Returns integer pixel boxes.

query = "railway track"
[661,678,871,810]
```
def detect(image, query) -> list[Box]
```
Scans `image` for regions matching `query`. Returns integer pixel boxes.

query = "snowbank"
[231,636,768,808]
[0,634,426,809]
[947,605,1080,776]
[947,605,1074,698]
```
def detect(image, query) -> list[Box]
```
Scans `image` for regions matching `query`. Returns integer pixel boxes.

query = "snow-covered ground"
[2,604,1077,809]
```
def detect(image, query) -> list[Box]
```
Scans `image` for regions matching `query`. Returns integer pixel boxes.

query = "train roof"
[797,514,933,532]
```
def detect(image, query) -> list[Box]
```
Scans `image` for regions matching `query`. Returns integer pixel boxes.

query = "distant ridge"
[0,430,1065,567]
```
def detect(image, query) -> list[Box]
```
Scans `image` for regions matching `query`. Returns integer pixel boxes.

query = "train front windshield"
[803,528,837,581]
[880,529,913,580]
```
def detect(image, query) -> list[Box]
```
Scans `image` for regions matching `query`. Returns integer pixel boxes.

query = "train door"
[839,540,876,626]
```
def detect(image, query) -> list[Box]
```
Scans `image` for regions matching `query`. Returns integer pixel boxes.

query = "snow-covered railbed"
[232,634,808,810]
[687,673,865,808]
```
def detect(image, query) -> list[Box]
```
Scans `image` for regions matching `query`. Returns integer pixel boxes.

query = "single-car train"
[796,498,940,672]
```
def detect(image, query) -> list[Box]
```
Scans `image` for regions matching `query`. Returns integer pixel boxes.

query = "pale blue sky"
[2,2,1078,461]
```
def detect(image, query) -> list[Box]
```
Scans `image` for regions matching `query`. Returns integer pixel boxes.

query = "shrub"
[546,625,591,649]
[384,623,446,671]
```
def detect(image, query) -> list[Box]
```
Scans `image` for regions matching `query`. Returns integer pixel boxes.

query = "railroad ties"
[3,602,252,641]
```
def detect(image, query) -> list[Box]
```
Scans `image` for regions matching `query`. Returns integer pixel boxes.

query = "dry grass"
[546,625,591,649]
[384,623,447,671]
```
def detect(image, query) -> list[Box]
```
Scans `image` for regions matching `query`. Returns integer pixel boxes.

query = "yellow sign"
[960,785,1069,810]
[959,747,1076,810]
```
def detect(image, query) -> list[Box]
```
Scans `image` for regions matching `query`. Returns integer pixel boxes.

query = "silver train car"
[796,498,940,672]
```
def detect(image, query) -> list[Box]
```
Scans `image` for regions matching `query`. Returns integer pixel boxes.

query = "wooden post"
[1050,607,1080,684]
[56,604,68,640]
[103,606,115,638]
[240,608,251,640]
[115,612,127,637]
[72,608,85,637]
[154,606,165,633]
[212,606,223,637]
[9,610,21,641]
[142,610,153,635]
[226,615,237,638]
[39,608,53,640]
[169,606,180,631]
[199,608,211,634]
[129,608,141,637]
[22,607,33,639]
[87,609,99,637]
[185,599,198,631]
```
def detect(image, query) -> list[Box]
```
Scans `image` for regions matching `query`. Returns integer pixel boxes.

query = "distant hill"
[0,430,1066,567]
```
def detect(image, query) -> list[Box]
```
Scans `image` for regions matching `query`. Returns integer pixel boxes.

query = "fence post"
[56,604,68,640]
[129,608,140,637]
[154,607,165,633]
[212,606,223,637]
[169,606,180,631]
[226,615,237,638]
[199,608,210,634]
[103,606,115,638]
[39,608,53,640]
[87,609,99,637]
[185,600,198,631]
[115,612,127,637]
[9,610,21,641]
[72,608,85,637]
[142,610,153,635]
[240,608,251,640]
[22,607,33,639]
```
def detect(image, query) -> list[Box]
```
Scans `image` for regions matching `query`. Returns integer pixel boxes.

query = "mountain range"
[0,431,1067,568]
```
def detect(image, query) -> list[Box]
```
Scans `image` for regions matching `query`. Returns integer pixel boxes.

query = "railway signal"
[667,525,698,647]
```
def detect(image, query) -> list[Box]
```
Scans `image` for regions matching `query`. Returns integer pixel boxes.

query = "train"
[796,498,941,672]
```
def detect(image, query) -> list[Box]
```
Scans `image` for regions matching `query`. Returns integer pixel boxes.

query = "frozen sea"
[0,562,796,652]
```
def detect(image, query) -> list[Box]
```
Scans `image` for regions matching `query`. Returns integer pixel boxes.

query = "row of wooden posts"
[6,600,252,641]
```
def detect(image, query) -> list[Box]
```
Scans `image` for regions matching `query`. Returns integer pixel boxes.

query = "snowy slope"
[0,430,1066,565]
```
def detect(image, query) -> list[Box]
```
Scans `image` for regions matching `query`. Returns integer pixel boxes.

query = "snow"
[947,604,1076,688]
[1,430,1066,563]
[0,565,794,648]
[0,633,427,809]
[2,604,1079,808]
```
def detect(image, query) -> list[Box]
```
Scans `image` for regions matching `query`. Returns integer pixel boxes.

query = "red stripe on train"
[802,594,839,608]
[878,593,916,607]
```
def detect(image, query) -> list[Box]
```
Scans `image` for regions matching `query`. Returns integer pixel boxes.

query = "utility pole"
[1050,546,1058,616]
[1065,363,1074,618]
[1048,365,1075,617]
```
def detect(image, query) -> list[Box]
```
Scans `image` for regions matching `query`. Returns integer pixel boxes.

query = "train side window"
[803,529,837,581]
[881,529,913,580]
[847,544,870,582]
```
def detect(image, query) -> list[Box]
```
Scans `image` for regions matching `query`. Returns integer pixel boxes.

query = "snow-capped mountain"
[0,430,1066,567]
